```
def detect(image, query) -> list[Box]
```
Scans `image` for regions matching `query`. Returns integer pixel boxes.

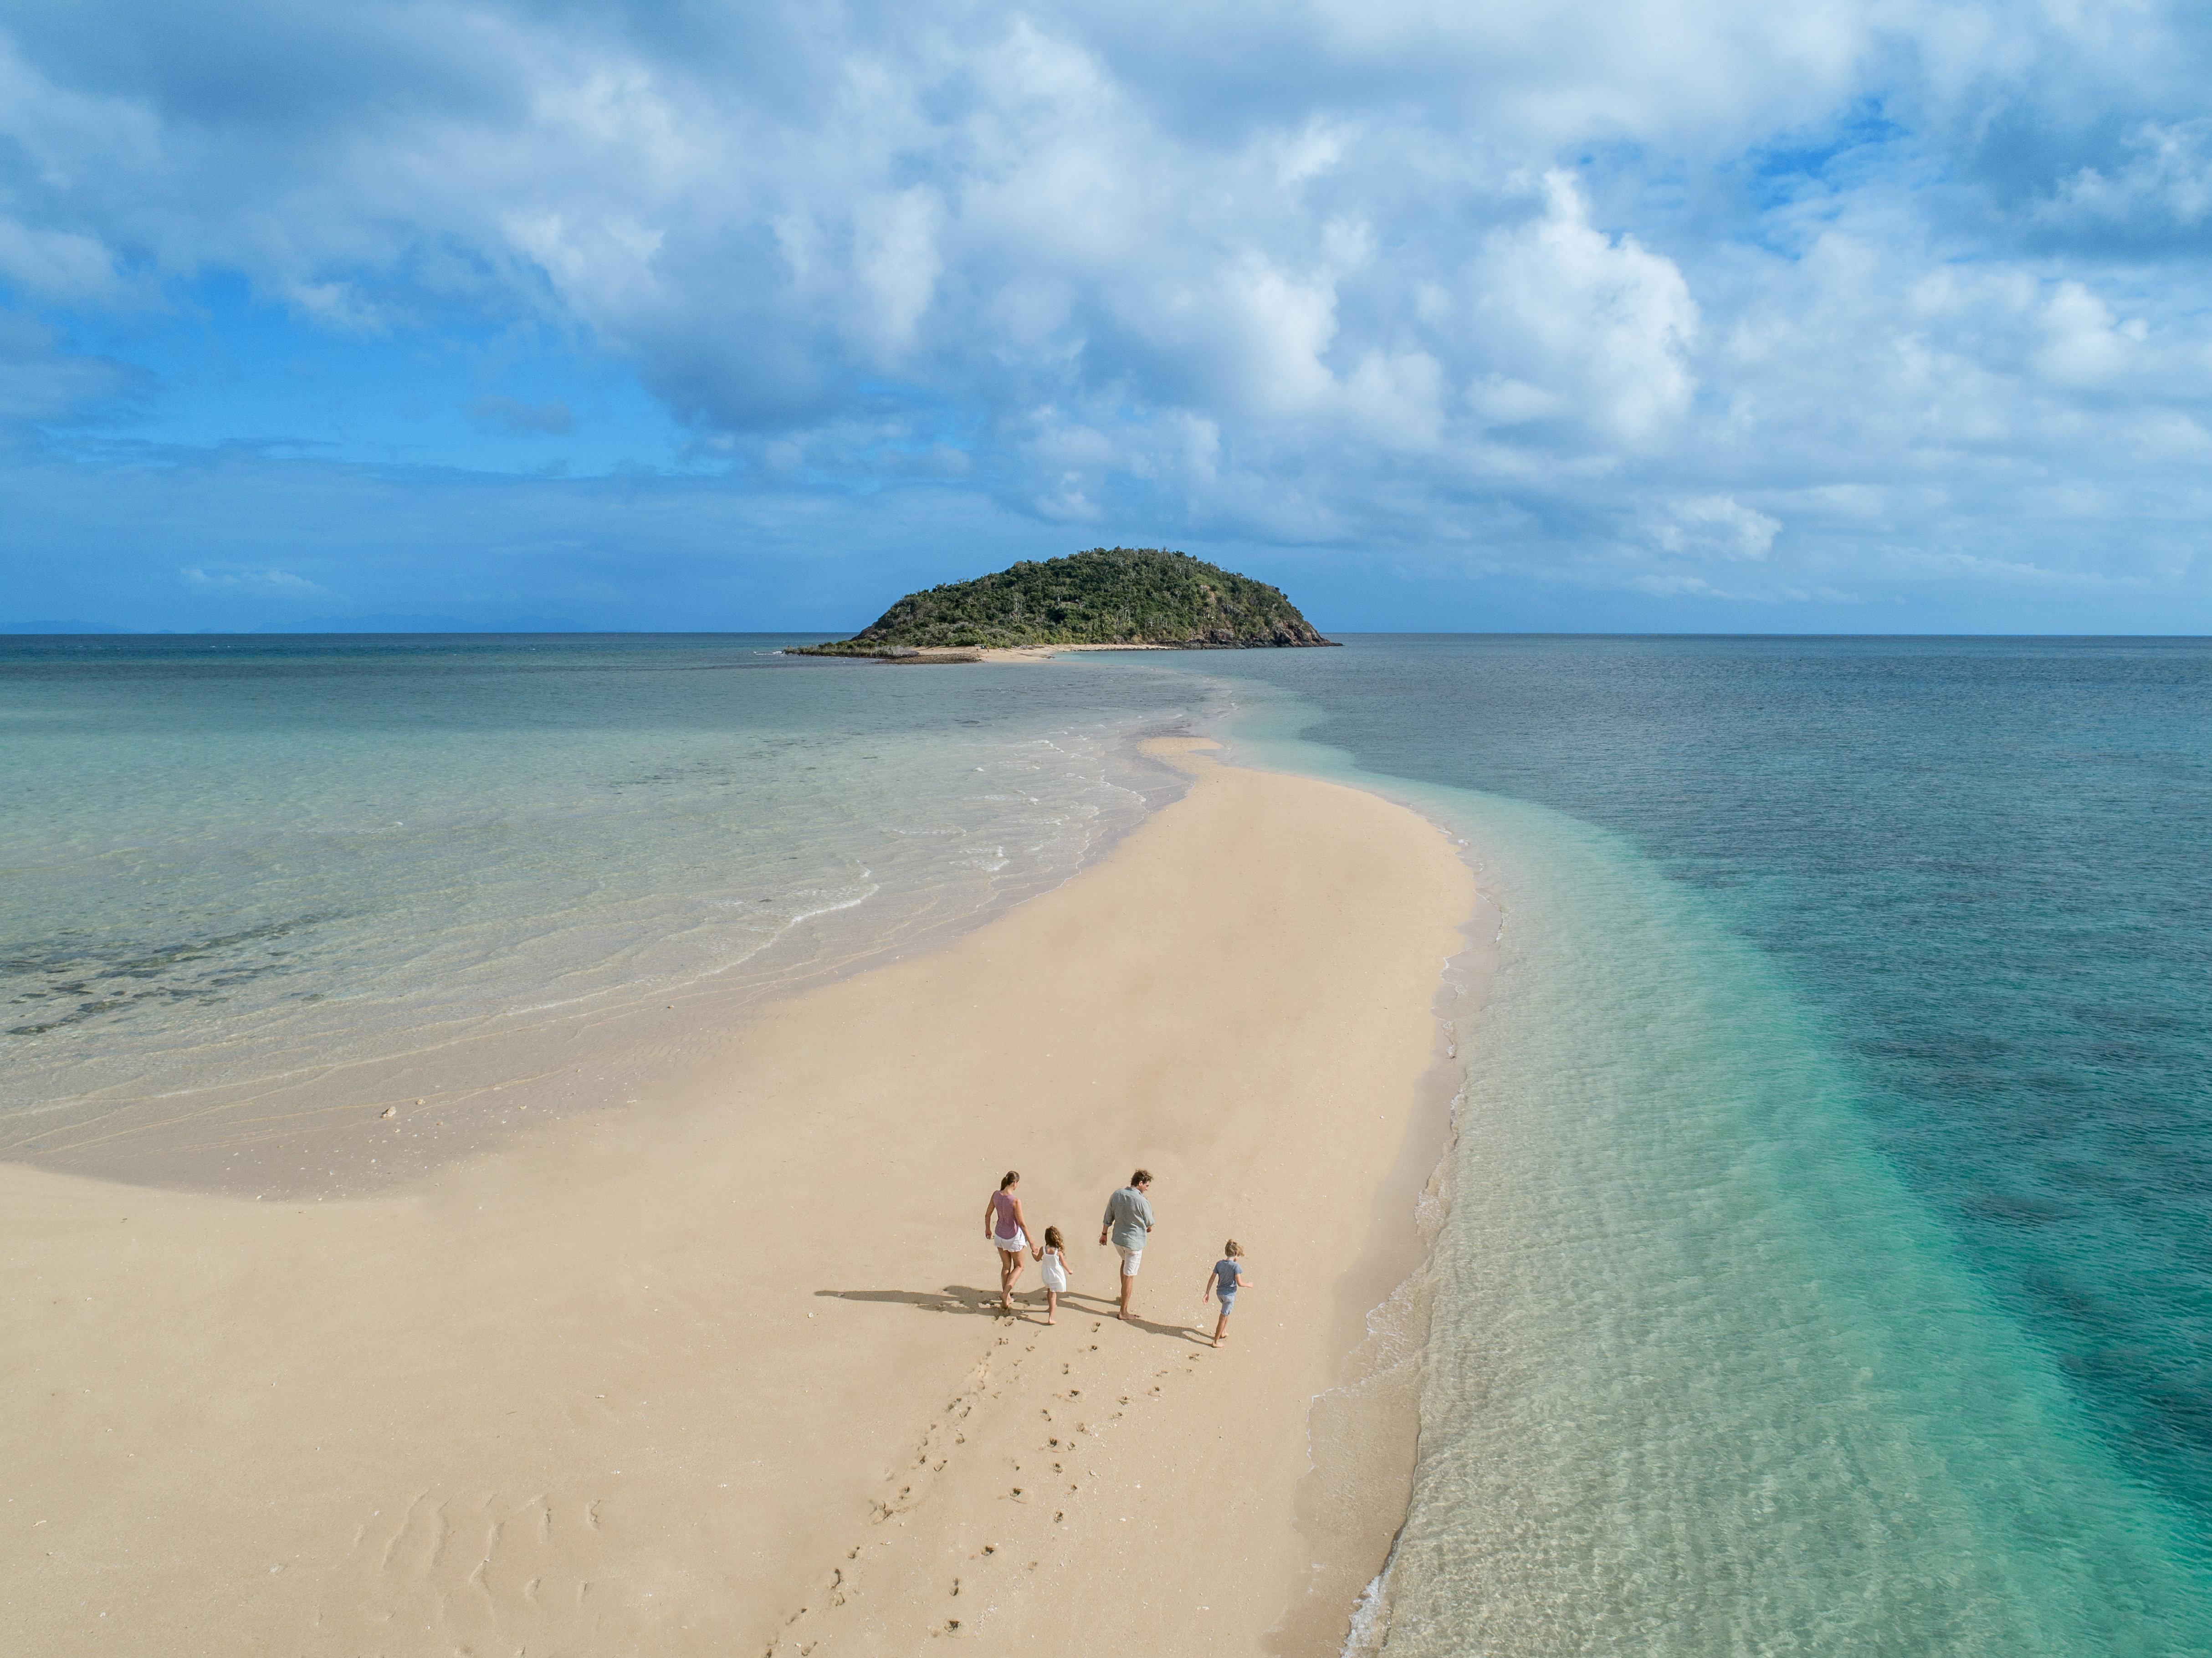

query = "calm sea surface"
[5,632,2207,1649]
[0,635,1206,1185]
[1188,636,2212,1654]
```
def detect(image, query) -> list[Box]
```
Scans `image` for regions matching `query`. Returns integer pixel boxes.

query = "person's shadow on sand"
[815,1286,1210,1342]
[814,1285,1002,1316]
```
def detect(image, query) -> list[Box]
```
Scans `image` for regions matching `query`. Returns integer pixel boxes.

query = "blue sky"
[3,1,2210,633]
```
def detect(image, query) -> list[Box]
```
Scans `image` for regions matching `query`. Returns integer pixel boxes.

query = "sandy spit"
[1,740,1479,1656]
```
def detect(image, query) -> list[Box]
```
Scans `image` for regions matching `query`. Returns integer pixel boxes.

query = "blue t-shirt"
[1213,1258,1244,1296]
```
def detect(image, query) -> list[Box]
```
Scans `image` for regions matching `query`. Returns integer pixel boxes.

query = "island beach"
[2,739,1480,1655]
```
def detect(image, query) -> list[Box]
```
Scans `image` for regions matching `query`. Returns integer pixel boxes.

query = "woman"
[983,1170,1032,1313]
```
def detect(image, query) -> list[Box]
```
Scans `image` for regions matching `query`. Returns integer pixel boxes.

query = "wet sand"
[1,740,1479,1655]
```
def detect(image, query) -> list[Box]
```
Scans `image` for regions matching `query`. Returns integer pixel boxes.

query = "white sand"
[1,741,1478,1654]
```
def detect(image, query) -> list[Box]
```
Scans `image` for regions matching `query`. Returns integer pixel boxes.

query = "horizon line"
[9,628,2212,644]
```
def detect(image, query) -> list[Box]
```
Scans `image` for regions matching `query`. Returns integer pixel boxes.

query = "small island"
[790,547,1339,658]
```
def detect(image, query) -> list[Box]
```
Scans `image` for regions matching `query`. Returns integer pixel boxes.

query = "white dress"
[1039,1248,1069,1291]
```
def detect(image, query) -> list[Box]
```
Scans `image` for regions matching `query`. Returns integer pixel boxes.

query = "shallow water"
[10,631,2209,1647]
[1187,638,2212,1653]
[0,635,1206,1183]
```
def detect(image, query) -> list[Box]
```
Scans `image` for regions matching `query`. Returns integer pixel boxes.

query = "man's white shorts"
[1116,1244,1143,1277]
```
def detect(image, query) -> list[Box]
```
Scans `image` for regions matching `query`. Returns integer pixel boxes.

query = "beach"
[2,738,1480,1654]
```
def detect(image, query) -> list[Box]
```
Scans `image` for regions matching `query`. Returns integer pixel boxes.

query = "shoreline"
[1276,886,1499,1654]
[786,643,1329,665]
[0,716,1204,1201]
[2,740,1480,1654]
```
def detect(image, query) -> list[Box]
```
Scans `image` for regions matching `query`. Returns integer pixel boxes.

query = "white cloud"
[1645,495,1783,563]
[0,0,2210,619]
[2032,281,2147,389]
[853,187,945,360]
[0,217,118,299]
[1471,173,1699,448]
[180,565,337,597]
[1343,350,1446,452]
[2035,119,2212,234]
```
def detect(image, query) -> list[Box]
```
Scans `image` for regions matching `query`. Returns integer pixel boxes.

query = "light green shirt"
[1103,1186,1155,1250]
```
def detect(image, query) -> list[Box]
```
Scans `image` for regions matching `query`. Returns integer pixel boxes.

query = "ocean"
[0,635,1205,1189]
[5,632,2207,1650]
[1191,637,2212,1654]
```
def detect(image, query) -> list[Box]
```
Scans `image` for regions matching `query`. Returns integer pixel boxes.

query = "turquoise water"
[0,636,1207,1185]
[9,632,2209,1646]
[1186,639,2212,1653]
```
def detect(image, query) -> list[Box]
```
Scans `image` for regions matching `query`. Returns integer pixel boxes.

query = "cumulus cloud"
[0,0,2210,621]
[1644,496,1782,563]
[2032,119,2212,244]
[1470,174,1699,449]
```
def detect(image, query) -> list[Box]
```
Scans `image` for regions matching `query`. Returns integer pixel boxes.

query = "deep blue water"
[1184,635,2212,1650]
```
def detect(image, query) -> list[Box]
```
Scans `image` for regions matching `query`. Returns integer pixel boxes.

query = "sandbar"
[1,741,1479,1654]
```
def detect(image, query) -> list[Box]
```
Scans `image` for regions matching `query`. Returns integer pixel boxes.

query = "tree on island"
[793,547,1338,654]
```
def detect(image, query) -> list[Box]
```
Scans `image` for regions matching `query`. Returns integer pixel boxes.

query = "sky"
[2,1,2210,634]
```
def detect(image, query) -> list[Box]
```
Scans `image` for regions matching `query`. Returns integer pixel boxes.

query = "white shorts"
[1116,1244,1143,1277]
[993,1229,1027,1254]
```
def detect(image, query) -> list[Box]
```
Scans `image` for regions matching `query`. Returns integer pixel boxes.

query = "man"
[1098,1169,1156,1322]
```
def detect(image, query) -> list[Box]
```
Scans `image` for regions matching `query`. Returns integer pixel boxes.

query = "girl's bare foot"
[1046,1315,1057,1325]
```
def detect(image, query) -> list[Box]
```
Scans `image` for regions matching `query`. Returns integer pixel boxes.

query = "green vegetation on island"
[792,547,1338,655]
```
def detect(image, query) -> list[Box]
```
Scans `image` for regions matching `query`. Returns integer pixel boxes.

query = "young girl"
[1200,1240,1252,1349]
[1033,1226,1070,1324]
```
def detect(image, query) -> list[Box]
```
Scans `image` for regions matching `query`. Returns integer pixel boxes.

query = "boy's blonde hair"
[1223,1239,1243,1257]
